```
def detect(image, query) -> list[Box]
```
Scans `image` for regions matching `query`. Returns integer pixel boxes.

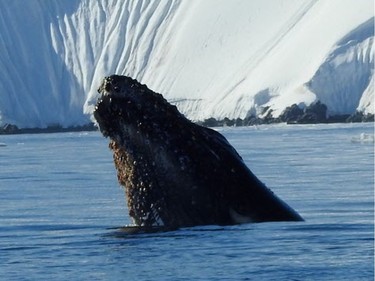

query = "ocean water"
[0,123,373,281]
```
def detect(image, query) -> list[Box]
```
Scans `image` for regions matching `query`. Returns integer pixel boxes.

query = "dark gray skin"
[94,75,303,228]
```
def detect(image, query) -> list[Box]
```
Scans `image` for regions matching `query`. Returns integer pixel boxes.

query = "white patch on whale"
[229,208,254,224]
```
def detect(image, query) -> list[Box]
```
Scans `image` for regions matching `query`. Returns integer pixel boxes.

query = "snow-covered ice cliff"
[0,0,373,128]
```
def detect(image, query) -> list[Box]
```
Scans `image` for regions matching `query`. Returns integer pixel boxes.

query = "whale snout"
[98,75,120,93]
[98,75,147,100]
[94,75,141,137]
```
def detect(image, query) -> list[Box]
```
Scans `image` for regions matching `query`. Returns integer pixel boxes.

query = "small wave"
[351,133,374,144]
[0,142,6,147]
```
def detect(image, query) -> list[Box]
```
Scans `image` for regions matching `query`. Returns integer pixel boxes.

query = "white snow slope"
[0,0,373,128]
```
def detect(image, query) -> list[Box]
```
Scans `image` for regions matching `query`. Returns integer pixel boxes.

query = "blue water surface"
[0,123,373,280]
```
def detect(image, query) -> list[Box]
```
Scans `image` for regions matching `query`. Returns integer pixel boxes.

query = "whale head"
[94,75,185,141]
[94,75,198,227]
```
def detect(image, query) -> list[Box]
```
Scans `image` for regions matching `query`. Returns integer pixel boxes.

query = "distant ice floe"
[351,133,374,144]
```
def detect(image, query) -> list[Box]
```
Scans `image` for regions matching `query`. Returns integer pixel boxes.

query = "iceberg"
[0,0,373,128]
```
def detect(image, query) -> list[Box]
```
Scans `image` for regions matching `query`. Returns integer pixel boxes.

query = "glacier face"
[307,18,374,116]
[0,0,373,128]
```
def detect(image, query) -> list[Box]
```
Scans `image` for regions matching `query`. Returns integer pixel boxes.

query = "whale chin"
[94,75,303,228]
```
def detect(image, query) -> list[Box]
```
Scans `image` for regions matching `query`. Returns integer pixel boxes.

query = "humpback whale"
[94,75,303,228]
